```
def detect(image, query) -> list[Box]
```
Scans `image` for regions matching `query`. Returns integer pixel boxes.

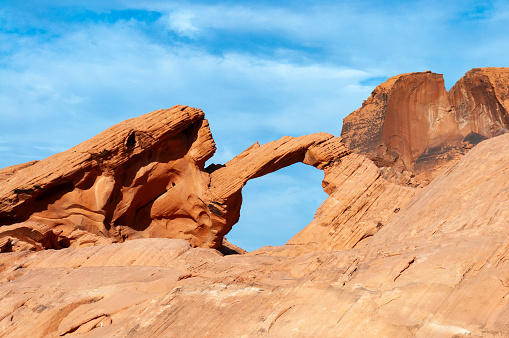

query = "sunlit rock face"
[0,105,352,251]
[341,67,509,182]
[0,106,225,249]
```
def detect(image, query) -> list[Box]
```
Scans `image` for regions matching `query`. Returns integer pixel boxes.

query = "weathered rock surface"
[2,132,509,338]
[341,67,509,181]
[1,68,509,337]
[287,153,417,252]
[0,161,38,182]
[449,68,509,138]
[0,106,351,251]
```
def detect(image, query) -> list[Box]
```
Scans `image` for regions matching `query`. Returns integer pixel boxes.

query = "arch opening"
[224,163,327,252]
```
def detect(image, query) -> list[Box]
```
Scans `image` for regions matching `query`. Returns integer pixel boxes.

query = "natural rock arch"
[207,133,350,250]
[224,163,327,251]
[0,106,349,251]
[0,105,418,254]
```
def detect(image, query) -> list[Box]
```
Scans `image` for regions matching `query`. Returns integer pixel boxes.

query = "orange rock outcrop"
[341,67,509,181]
[1,67,509,336]
[1,134,509,336]
[0,106,351,251]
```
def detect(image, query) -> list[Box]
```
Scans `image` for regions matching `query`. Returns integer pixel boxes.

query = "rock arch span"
[0,106,349,251]
[0,105,417,254]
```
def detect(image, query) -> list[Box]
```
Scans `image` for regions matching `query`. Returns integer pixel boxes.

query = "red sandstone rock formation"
[0,106,350,251]
[1,134,509,336]
[0,67,509,336]
[341,67,509,181]
[0,105,224,249]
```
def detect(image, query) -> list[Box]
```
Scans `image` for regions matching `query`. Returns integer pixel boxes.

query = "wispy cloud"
[0,16,375,167]
[166,10,199,37]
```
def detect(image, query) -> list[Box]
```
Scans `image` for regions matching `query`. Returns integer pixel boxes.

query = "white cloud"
[167,11,199,37]
[0,19,376,169]
[210,146,235,164]
[164,5,309,37]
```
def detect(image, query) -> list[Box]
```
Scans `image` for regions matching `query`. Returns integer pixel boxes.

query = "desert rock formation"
[1,67,509,336]
[0,105,223,249]
[0,106,351,251]
[1,134,509,336]
[341,67,509,181]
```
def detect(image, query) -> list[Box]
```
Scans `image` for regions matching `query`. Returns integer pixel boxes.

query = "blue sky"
[1,0,508,250]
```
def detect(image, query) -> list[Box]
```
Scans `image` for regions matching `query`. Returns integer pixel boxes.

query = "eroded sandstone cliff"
[341,67,509,182]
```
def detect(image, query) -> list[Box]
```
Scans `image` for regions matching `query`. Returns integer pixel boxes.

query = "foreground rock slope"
[1,134,509,336]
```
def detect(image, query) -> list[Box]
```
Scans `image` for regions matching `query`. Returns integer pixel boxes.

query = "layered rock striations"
[0,106,351,251]
[341,67,509,181]
[1,67,509,336]
[1,134,509,336]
